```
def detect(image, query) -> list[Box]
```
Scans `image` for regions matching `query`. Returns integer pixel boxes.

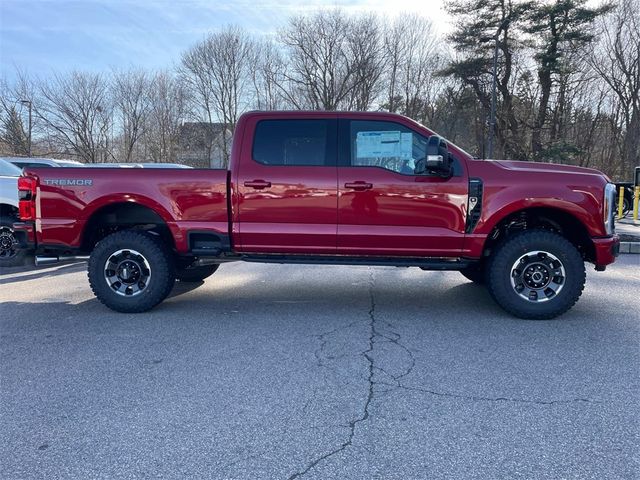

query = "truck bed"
[26,167,229,253]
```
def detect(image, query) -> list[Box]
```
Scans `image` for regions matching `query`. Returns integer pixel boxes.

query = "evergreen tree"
[525,0,613,159]
[1,106,28,156]
[443,0,532,159]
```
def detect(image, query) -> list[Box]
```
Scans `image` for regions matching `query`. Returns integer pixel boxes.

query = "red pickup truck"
[14,111,619,319]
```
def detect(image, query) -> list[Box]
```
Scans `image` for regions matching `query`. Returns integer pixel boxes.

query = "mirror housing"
[417,135,452,177]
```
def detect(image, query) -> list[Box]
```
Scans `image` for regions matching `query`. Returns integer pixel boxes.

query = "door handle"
[244,180,271,189]
[344,181,373,191]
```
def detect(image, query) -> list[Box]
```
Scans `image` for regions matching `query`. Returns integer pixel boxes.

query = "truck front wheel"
[486,230,585,320]
[88,231,175,313]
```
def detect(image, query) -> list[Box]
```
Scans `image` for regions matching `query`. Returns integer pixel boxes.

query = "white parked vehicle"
[5,157,84,169]
[0,157,84,267]
[136,163,193,169]
[84,162,193,169]
[0,159,25,267]
[84,163,140,168]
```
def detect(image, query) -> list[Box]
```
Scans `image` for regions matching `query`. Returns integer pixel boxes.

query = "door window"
[348,120,429,175]
[252,119,334,166]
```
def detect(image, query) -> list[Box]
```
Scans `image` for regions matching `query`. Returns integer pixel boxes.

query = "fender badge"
[43,179,93,186]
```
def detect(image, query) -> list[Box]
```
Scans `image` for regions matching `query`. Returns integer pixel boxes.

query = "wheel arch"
[0,202,19,218]
[482,206,595,263]
[81,201,175,253]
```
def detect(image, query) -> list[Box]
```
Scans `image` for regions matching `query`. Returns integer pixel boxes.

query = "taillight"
[18,175,38,220]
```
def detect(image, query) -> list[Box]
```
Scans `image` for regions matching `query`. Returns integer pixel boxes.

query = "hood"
[493,160,610,181]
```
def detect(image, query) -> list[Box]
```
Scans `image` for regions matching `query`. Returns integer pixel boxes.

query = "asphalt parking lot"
[1,256,639,479]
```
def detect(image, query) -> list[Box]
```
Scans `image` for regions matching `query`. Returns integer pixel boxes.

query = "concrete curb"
[619,242,640,254]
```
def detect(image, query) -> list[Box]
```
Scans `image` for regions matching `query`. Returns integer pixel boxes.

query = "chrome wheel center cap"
[510,250,566,303]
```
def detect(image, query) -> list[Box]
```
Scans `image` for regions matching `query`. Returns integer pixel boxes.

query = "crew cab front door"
[235,115,338,254]
[337,118,468,257]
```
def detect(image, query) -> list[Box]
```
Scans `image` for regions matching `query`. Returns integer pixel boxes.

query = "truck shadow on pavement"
[3,264,634,326]
[0,262,87,284]
[2,279,501,324]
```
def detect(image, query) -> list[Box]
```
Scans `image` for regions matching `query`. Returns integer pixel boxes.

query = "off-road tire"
[0,216,28,268]
[175,264,219,282]
[486,229,585,320]
[88,230,175,313]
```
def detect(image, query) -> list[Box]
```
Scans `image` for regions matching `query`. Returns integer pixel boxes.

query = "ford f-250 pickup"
[13,111,620,319]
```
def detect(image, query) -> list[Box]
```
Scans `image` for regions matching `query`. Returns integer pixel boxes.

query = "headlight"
[603,183,616,235]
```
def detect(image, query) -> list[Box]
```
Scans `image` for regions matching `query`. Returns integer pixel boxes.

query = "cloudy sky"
[1,0,449,79]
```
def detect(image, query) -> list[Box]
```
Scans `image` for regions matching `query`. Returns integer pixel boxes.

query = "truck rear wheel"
[88,230,175,313]
[486,230,585,320]
[175,264,219,282]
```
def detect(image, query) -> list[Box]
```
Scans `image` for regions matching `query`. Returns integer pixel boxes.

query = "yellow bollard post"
[634,186,639,221]
[618,186,625,219]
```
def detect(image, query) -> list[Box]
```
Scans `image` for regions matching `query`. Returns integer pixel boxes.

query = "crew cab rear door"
[336,117,468,256]
[234,114,338,254]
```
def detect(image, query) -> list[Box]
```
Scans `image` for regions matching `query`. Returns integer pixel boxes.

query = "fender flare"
[80,194,175,225]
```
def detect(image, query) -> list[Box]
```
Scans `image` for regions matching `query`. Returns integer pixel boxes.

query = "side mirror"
[419,135,452,177]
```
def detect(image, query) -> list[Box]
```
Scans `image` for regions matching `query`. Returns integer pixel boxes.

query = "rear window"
[252,119,333,166]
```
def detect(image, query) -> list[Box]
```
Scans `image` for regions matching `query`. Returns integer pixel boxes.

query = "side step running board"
[35,255,89,267]
[241,254,474,270]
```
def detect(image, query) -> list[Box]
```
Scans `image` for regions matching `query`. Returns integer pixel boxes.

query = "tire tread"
[486,229,586,320]
[88,230,174,313]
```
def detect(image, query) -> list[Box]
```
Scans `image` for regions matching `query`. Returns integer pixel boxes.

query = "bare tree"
[0,6,634,178]
[278,9,359,110]
[36,72,112,163]
[250,39,288,110]
[383,14,442,123]
[145,71,189,163]
[180,26,254,165]
[112,69,151,162]
[590,0,640,177]
[345,13,386,110]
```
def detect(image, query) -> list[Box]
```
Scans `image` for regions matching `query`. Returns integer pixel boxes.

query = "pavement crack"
[312,320,361,368]
[376,327,416,382]
[287,270,378,480]
[394,384,601,406]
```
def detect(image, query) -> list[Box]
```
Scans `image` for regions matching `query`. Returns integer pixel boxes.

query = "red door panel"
[235,115,338,254]
[336,117,468,257]
[338,168,468,256]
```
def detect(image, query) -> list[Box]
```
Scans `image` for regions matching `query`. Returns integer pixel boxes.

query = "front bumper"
[593,234,620,268]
